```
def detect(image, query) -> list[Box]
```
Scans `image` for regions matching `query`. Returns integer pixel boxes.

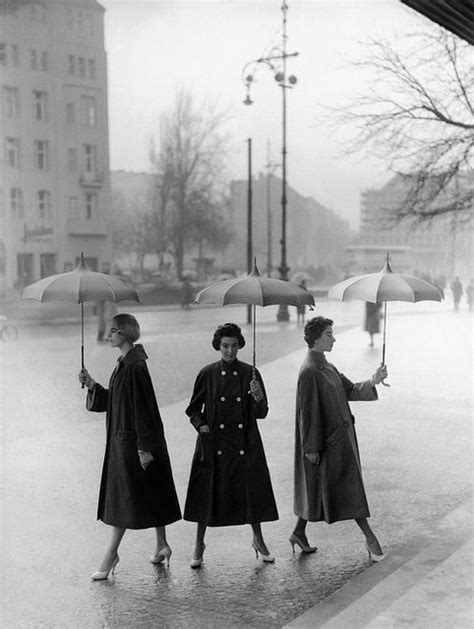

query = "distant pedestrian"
[78,313,181,580]
[296,279,307,326]
[466,279,474,311]
[181,276,193,309]
[364,301,381,347]
[184,322,278,568]
[96,300,117,342]
[450,277,463,310]
[291,316,387,562]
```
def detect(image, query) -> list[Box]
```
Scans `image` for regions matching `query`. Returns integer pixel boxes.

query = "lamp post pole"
[242,0,298,321]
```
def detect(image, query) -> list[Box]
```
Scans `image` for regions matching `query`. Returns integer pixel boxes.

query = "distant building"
[354,175,473,277]
[0,0,111,289]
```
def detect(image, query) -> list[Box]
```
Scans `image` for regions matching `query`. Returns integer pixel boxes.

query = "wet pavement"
[1,299,472,627]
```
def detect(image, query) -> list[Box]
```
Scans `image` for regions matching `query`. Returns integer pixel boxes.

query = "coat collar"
[307,350,328,369]
[120,344,148,367]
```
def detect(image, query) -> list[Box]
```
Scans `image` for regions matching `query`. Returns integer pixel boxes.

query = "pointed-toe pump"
[150,546,172,567]
[190,542,206,569]
[252,539,275,563]
[91,555,119,581]
[366,540,385,563]
[289,533,317,554]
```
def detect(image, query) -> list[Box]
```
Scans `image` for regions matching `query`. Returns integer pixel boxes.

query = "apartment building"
[0,0,111,289]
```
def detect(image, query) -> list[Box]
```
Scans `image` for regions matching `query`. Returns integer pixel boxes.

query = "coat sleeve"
[252,368,269,419]
[130,362,163,451]
[86,383,108,412]
[339,372,378,401]
[297,369,324,453]
[185,369,207,432]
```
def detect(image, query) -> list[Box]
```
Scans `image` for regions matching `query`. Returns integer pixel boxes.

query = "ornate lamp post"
[242,0,298,321]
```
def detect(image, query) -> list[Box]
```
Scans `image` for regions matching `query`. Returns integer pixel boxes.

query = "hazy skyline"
[102,0,431,228]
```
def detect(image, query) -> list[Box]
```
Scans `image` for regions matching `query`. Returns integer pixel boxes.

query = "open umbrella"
[328,254,444,385]
[22,253,139,377]
[194,259,315,372]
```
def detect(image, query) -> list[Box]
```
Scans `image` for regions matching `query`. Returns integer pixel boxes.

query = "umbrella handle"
[252,304,256,379]
[81,302,85,388]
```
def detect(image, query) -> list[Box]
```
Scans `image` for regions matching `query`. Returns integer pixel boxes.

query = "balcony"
[79,170,103,187]
[66,219,108,236]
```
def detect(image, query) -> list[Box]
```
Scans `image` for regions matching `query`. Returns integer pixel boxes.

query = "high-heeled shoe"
[91,554,119,580]
[252,538,275,563]
[366,540,385,563]
[150,545,172,567]
[190,542,206,569]
[289,533,317,554]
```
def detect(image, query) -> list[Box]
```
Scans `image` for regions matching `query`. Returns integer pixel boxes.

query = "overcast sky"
[101,0,430,228]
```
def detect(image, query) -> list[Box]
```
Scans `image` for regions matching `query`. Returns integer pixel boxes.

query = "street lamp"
[242,0,298,321]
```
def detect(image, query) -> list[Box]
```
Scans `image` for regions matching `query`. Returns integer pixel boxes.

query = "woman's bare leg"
[154,525,168,552]
[355,518,383,554]
[251,522,270,555]
[97,526,126,571]
[193,522,206,559]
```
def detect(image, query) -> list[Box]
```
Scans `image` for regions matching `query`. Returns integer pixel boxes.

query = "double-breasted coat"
[294,350,377,524]
[184,359,279,526]
[86,344,181,529]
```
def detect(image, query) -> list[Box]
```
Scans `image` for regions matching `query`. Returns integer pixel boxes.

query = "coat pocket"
[325,424,346,449]
[116,429,137,442]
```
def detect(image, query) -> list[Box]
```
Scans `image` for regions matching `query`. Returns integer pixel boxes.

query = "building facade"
[0,0,111,289]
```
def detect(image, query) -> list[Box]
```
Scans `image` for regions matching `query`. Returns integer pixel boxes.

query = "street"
[1,299,472,628]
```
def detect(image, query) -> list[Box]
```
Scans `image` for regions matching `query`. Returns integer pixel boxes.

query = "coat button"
[221,370,226,376]
[343,420,349,429]
[238,423,243,429]
[219,423,225,429]
[233,371,238,376]
[217,450,222,455]
[239,450,244,455]
[236,396,241,402]
[220,396,226,402]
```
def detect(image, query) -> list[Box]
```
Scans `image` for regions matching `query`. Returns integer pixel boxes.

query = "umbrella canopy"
[195,260,315,370]
[328,255,443,384]
[22,254,139,375]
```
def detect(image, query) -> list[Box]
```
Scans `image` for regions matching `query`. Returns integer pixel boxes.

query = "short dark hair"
[111,313,140,343]
[304,316,333,348]
[212,322,246,351]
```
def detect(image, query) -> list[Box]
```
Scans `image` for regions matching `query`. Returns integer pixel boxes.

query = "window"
[66,102,75,124]
[85,191,97,220]
[3,86,20,118]
[12,45,19,67]
[83,144,97,172]
[81,95,96,126]
[30,48,38,70]
[67,148,77,172]
[41,51,48,71]
[68,195,78,219]
[0,43,6,65]
[87,58,95,79]
[38,190,52,220]
[10,188,24,218]
[67,54,75,76]
[85,13,93,36]
[0,188,5,217]
[34,140,50,170]
[77,9,84,33]
[77,57,85,78]
[5,137,20,167]
[66,8,73,30]
[30,3,47,24]
[33,90,47,121]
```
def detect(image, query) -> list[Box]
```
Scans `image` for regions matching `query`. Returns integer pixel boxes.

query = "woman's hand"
[370,364,388,386]
[78,368,95,389]
[249,378,264,402]
[199,425,210,434]
[304,452,320,465]
[138,450,154,470]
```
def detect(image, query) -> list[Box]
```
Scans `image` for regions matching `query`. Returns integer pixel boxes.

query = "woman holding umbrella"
[184,322,278,568]
[291,316,387,561]
[78,313,181,579]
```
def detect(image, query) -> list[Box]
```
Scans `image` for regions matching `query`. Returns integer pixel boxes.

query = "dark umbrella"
[328,253,444,385]
[22,253,139,378]
[194,259,315,372]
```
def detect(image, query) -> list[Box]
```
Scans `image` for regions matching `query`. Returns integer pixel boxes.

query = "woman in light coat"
[291,316,387,561]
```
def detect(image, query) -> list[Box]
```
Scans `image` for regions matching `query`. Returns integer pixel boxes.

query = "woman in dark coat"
[79,313,181,580]
[364,301,381,347]
[291,316,387,561]
[184,323,278,568]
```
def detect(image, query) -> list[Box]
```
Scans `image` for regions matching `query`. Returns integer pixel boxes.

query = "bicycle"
[0,315,18,341]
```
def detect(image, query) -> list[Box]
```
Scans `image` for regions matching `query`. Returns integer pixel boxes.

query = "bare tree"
[150,90,231,279]
[331,28,473,224]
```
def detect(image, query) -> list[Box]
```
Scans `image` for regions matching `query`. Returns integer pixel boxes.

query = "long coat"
[184,359,278,526]
[294,350,377,524]
[86,344,181,529]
